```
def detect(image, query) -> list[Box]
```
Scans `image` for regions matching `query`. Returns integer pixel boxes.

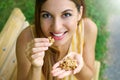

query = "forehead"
[41,0,77,12]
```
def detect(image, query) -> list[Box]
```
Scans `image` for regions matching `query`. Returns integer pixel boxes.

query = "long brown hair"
[34,0,86,80]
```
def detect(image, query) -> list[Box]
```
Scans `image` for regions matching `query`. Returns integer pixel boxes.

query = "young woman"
[16,0,97,80]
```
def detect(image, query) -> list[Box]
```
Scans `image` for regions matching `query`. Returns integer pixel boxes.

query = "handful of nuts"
[48,37,55,45]
[59,57,77,71]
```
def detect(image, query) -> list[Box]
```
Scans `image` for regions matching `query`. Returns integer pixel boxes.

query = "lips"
[50,31,67,40]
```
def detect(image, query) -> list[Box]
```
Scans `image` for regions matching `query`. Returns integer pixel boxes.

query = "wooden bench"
[0,8,100,80]
[0,8,29,80]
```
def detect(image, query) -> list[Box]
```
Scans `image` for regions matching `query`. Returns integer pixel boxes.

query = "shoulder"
[16,26,33,54]
[83,18,97,35]
[17,26,33,44]
[83,18,98,39]
[83,18,98,46]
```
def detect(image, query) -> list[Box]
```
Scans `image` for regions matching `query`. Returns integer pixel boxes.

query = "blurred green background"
[0,0,111,80]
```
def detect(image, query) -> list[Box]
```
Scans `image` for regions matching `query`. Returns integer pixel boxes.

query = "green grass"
[0,0,110,80]
[0,0,35,32]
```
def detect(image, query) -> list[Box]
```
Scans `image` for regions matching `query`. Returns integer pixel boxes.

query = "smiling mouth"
[50,31,67,40]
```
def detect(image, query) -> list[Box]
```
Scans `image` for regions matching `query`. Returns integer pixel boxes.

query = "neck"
[57,39,71,60]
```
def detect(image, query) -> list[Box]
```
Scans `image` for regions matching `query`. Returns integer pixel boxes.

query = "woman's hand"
[51,52,84,79]
[25,38,51,68]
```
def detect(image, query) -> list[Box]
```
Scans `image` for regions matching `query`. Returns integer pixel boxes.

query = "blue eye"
[63,13,72,18]
[41,13,52,19]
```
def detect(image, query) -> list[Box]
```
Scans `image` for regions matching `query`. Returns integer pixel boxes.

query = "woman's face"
[40,0,82,46]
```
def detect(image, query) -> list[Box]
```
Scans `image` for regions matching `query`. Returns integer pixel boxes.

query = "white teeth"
[53,33,64,36]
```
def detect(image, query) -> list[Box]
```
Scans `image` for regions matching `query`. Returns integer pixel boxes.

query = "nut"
[59,57,77,71]
[48,37,55,45]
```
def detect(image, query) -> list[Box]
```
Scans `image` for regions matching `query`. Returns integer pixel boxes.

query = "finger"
[32,47,48,53]
[34,38,49,43]
[52,62,60,69]
[75,54,83,65]
[52,69,66,76]
[33,42,51,47]
[58,71,72,79]
[73,66,81,74]
[51,68,61,74]
[26,42,50,54]
[73,55,84,74]
[73,61,84,74]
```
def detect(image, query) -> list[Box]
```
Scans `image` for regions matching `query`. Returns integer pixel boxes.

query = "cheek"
[40,23,49,35]
[67,20,78,31]
[40,20,50,31]
[40,19,52,29]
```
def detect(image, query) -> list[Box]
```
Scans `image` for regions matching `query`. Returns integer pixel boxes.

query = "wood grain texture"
[0,8,29,80]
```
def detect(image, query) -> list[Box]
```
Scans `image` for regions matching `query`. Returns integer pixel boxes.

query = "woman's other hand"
[51,52,84,79]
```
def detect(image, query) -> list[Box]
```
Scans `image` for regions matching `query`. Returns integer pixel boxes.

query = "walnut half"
[48,37,55,45]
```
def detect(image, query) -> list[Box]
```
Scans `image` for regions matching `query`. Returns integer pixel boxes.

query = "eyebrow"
[41,9,73,13]
[40,10,49,13]
[62,9,73,13]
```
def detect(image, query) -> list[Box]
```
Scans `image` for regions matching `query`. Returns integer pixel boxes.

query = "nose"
[51,17,63,32]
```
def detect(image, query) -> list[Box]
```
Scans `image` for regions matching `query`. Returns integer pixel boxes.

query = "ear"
[77,6,83,21]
